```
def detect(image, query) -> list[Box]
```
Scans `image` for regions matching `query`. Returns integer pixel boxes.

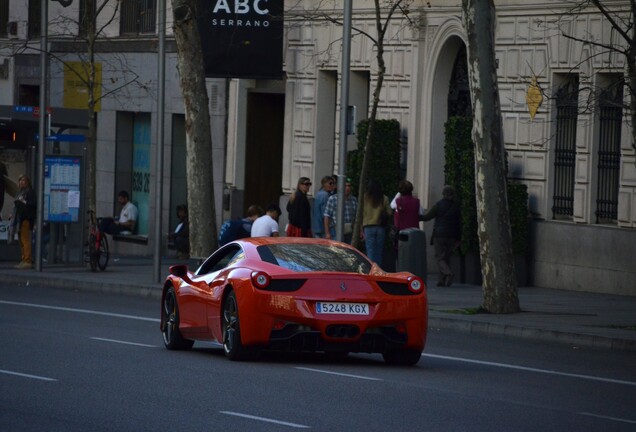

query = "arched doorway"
[428,36,467,203]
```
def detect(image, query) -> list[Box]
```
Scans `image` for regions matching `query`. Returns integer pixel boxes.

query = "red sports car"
[160,237,428,365]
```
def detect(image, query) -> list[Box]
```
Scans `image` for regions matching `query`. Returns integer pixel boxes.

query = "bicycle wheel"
[88,233,98,272]
[97,235,109,271]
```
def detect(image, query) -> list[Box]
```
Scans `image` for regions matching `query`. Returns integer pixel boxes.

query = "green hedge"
[444,117,479,254]
[444,116,529,255]
[346,118,401,199]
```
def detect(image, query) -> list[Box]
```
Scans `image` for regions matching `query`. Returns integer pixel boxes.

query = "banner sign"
[197,0,284,79]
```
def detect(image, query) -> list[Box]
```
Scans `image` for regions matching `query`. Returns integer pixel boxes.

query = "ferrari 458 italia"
[160,237,428,365]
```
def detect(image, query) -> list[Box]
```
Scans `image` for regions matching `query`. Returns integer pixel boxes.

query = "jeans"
[364,225,386,265]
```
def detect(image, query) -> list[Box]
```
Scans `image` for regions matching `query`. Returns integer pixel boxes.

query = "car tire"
[162,286,194,350]
[222,290,254,361]
[382,349,422,366]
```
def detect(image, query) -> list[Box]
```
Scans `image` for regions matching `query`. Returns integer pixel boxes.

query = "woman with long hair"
[362,179,391,265]
[286,177,312,237]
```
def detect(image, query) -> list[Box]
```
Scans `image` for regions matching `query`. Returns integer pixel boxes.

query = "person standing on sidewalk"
[11,174,36,269]
[421,185,461,287]
[323,178,358,244]
[311,175,335,238]
[286,177,312,237]
[361,179,392,265]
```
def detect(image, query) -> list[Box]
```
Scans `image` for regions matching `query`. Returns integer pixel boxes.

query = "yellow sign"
[526,77,543,121]
[63,62,102,112]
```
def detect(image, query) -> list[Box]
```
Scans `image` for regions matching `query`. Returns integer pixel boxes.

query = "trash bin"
[396,228,427,284]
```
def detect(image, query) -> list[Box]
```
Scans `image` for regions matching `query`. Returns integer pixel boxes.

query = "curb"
[2,272,163,300]
[428,316,636,353]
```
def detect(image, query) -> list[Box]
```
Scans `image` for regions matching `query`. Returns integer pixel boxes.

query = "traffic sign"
[14,105,35,113]
[47,134,85,143]
[35,134,86,143]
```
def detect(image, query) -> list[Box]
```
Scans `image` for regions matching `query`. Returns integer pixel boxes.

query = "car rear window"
[257,243,372,274]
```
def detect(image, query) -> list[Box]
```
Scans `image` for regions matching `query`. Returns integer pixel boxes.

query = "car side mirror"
[169,264,193,284]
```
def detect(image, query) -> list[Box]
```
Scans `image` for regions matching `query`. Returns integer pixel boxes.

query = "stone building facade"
[1,1,634,294]
[226,1,636,294]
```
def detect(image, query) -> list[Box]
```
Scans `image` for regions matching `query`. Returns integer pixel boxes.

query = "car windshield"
[256,243,372,274]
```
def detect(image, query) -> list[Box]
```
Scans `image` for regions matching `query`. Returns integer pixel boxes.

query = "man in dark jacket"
[422,186,461,286]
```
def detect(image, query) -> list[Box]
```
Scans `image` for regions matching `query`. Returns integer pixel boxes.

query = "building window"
[28,0,41,39]
[120,0,156,35]
[552,76,579,219]
[79,0,96,37]
[595,80,623,224]
[115,111,151,236]
[0,0,9,38]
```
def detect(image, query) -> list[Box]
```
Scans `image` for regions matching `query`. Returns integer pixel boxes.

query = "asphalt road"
[2,283,635,432]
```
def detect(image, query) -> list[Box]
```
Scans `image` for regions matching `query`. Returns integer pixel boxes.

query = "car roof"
[233,236,353,248]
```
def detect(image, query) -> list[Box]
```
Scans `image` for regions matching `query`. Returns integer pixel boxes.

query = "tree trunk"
[86,0,97,219]
[172,0,217,258]
[462,0,519,313]
[351,0,389,249]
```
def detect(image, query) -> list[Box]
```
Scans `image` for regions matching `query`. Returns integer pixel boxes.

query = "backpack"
[218,218,250,246]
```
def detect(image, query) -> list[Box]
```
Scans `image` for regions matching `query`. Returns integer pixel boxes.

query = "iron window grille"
[552,78,579,219]
[120,0,156,36]
[595,83,623,223]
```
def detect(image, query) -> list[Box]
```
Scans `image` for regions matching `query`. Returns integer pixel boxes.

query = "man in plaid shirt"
[323,179,358,244]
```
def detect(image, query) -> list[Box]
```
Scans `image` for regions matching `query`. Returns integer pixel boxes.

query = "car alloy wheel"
[222,290,253,361]
[162,287,193,350]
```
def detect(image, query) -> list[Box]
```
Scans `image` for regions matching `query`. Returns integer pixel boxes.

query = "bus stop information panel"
[44,156,81,223]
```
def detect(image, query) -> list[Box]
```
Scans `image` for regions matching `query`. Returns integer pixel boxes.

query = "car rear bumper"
[237,291,428,353]
[267,323,413,353]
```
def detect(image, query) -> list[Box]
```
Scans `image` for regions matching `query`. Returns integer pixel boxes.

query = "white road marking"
[220,411,310,429]
[0,300,159,322]
[0,369,57,381]
[90,337,157,348]
[578,412,636,425]
[295,367,382,381]
[424,353,636,387]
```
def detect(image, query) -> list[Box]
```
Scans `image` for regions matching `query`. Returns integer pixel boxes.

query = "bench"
[111,234,148,244]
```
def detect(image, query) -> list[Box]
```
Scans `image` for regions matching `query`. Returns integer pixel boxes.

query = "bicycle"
[85,210,109,272]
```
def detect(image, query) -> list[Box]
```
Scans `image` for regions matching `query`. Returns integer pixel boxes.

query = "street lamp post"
[336,0,352,242]
[35,0,49,272]
[154,0,166,282]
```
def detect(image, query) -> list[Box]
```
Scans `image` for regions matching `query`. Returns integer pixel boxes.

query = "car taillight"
[251,271,271,289]
[407,276,424,293]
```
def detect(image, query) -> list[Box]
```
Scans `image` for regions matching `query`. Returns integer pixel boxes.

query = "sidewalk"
[1,255,635,353]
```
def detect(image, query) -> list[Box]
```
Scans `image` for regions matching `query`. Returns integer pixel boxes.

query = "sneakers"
[14,261,33,270]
